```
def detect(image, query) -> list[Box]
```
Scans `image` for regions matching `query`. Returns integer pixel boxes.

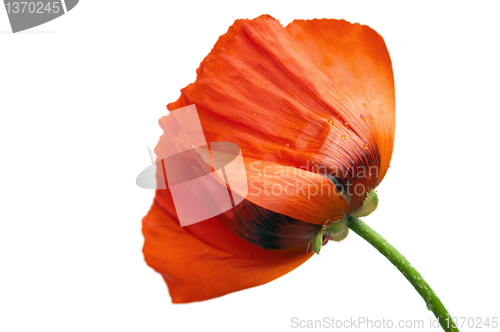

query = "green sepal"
[324,217,347,235]
[349,190,379,218]
[311,228,324,254]
[324,217,349,242]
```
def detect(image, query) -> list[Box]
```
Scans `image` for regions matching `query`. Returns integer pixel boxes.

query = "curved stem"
[347,216,459,332]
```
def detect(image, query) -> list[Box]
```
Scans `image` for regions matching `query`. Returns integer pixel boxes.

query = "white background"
[1,1,499,331]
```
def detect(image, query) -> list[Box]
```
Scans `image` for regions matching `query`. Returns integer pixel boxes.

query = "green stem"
[347,216,459,332]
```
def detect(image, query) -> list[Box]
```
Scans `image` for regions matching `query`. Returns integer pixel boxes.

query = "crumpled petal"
[168,15,395,214]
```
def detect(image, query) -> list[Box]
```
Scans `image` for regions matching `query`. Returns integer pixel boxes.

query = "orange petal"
[229,155,349,224]
[143,201,313,303]
[285,18,395,182]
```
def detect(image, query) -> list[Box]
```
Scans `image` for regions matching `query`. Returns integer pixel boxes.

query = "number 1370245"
[5,2,60,14]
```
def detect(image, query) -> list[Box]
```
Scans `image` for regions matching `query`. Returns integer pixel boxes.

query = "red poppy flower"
[142,14,395,303]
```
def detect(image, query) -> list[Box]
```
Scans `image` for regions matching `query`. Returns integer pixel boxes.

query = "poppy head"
[143,14,395,303]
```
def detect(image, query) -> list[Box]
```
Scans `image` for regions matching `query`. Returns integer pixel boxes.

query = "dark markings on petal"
[218,199,321,251]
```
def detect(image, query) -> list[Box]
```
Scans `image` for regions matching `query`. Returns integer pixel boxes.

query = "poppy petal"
[285,18,395,182]
[143,202,313,303]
